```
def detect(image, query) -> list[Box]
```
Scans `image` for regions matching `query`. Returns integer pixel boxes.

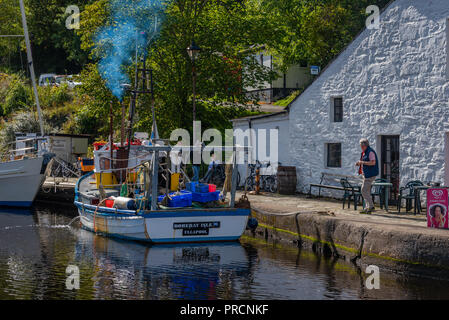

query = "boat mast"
[126,31,140,158]
[19,0,44,137]
[150,69,159,143]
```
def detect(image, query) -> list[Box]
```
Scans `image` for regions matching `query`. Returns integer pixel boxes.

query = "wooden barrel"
[277,166,297,195]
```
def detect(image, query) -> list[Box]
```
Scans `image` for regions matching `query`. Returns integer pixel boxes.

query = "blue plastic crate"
[186,182,209,193]
[158,191,192,208]
[192,191,220,203]
[186,182,198,192]
[197,183,210,193]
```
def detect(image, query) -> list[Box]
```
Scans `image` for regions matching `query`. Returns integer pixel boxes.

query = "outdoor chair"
[340,178,362,210]
[371,178,388,209]
[397,180,424,213]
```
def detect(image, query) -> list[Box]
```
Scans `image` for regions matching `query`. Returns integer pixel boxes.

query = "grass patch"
[273,90,301,107]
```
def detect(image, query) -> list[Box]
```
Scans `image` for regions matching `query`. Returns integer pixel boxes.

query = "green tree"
[262,0,391,71]
[0,0,23,72]
[26,0,96,74]
[77,0,275,138]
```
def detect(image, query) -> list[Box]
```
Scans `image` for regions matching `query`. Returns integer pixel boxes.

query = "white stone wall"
[233,113,289,186]
[289,0,449,194]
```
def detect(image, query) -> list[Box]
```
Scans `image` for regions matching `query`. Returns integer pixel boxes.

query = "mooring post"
[255,167,260,195]
[230,139,238,208]
[151,152,159,211]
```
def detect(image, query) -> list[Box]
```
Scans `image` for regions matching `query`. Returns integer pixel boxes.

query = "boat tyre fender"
[246,217,258,231]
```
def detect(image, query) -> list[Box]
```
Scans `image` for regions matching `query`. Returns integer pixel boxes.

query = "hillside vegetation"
[0,0,390,144]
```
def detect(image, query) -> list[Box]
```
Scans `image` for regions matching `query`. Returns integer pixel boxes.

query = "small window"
[326,143,341,168]
[333,97,343,122]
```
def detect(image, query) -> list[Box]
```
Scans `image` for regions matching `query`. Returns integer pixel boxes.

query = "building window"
[326,143,341,168]
[332,97,343,122]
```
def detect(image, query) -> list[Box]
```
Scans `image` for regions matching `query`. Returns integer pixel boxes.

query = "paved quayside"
[239,191,449,280]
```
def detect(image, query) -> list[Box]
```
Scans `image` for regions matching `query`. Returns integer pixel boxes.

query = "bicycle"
[244,160,279,193]
[49,157,81,179]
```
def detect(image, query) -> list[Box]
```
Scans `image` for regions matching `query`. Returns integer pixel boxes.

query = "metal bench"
[309,172,362,198]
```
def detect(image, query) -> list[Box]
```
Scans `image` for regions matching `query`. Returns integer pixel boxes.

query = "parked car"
[55,75,68,86]
[38,73,57,87]
[67,74,82,89]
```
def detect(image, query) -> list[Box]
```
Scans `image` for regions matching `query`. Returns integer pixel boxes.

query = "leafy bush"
[44,100,78,131]
[2,77,32,116]
[0,111,53,151]
[63,103,107,137]
[38,83,73,109]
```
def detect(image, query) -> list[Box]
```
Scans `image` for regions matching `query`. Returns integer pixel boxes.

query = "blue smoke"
[94,0,165,100]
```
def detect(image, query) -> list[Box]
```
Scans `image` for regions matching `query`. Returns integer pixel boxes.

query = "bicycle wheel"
[271,178,278,193]
[245,176,255,191]
[265,176,277,193]
[260,178,267,192]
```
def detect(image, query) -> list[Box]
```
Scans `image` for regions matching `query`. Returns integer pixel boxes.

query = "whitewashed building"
[288,0,449,199]
[234,0,449,200]
[232,111,289,185]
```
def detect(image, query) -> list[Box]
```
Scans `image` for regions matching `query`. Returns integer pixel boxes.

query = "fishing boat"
[74,142,251,244]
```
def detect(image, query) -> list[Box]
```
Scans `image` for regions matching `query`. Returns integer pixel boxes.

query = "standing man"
[356,138,379,214]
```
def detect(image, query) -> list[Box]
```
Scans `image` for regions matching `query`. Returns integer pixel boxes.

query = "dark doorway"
[380,135,400,203]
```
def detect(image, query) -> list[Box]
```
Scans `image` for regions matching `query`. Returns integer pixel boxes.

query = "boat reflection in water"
[73,228,258,299]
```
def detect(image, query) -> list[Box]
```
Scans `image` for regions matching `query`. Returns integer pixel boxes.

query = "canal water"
[0,203,448,300]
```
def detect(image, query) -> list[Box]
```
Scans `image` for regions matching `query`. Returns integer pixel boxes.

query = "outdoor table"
[357,182,393,212]
[372,182,393,212]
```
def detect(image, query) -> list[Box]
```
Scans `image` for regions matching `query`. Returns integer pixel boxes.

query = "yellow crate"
[95,172,118,189]
[170,173,181,191]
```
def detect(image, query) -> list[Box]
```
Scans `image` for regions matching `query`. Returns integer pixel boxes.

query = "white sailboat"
[0,0,51,207]
[0,154,46,207]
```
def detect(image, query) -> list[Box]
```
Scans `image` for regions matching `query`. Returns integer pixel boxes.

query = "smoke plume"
[94,0,164,100]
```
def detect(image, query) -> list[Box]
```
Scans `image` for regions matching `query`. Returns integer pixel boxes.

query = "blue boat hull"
[75,201,250,244]
[0,201,34,208]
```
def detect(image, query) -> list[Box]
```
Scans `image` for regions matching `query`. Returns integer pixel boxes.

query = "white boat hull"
[0,157,45,207]
[75,202,250,244]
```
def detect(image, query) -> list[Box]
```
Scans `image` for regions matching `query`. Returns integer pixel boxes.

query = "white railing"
[0,137,47,162]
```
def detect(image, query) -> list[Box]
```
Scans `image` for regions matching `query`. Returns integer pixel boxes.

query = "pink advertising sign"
[427,188,449,229]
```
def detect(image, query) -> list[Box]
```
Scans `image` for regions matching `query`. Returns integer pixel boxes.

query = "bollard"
[255,168,260,195]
